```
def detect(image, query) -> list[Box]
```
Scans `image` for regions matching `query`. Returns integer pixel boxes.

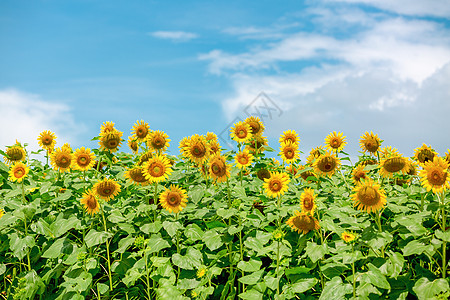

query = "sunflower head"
[38,130,57,151]
[142,154,173,183]
[359,131,381,154]
[313,151,341,177]
[351,178,387,213]
[159,184,188,213]
[147,130,170,153]
[379,155,408,178]
[132,120,150,142]
[341,231,357,243]
[0,208,4,219]
[9,161,30,183]
[300,188,317,215]
[279,130,300,146]
[4,144,26,165]
[100,121,116,137]
[208,140,222,156]
[80,190,100,215]
[405,159,419,176]
[93,178,121,201]
[419,156,450,194]
[72,147,95,171]
[306,146,325,165]
[246,134,268,155]
[352,164,367,185]
[379,146,400,160]
[235,150,254,169]
[285,165,300,177]
[298,165,316,182]
[256,168,271,181]
[205,132,218,143]
[286,211,320,235]
[184,135,210,164]
[125,166,150,186]
[245,116,265,135]
[138,152,153,166]
[99,130,123,153]
[279,141,300,164]
[230,121,253,143]
[263,171,290,198]
[208,154,230,183]
[414,144,437,165]
[325,131,347,152]
[51,147,73,173]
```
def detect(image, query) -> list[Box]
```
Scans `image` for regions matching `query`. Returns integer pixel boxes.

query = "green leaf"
[217,207,237,219]
[290,278,318,293]
[61,270,92,293]
[412,277,450,300]
[177,278,200,289]
[435,230,450,242]
[358,263,390,290]
[97,283,109,295]
[402,240,434,256]
[238,269,264,285]
[238,288,263,300]
[162,220,182,237]
[148,234,170,253]
[42,237,70,259]
[319,276,352,300]
[172,247,203,270]
[379,251,404,278]
[16,270,45,299]
[0,264,5,275]
[141,221,163,234]
[51,216,81,238]
[202,230,223,251]
[108,209,127,223]
[9,233,35,260]
[114,235,135,254]
[305,241,328,263]
[184,223,204,242]
[84,230,112,248]
[237,259,262,272]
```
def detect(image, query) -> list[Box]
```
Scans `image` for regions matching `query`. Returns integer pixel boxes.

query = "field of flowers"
[0,118,449,300]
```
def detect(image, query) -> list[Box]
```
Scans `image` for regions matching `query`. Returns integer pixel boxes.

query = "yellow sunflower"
[4,144,26,165]
[99,130,123,152]
[9,161,30,182]
[230,121,253,143]
[279,130,300,146]
[359,131,381,154]
[379,155,408,178]
[100,121,116,137]
[352,164,367,185]
[263,171,290,198]
[205,132,218,143]
[286,211,320,235]
[50,147,72,173]
[306,146,325,165]
[147,130,170,153]
[405,159,419,176]
[138,152,153,166]
[124,166,149,186]
[279,141,300,164]
[208,154,230,183]
[379,146,399,160]
[0,208,4,219]
[419,157,450,194]
[142,154,173,183]
[159,184,188,213]
[313,151,341,177]
[341,231,357,243]
[235,149,254,169]
[184,134,210,164]
[300,188,317,215]
[37,130,57,151]
[93,178,121,201]
[128,136,139,154]
[246,134,268,155]
[80,190,100,215]
[72,147,95,171]
[132,120,150,142]
[245,116,265,135]
[414,143,437,165]
[444,149,450,166]
[351,178,387,213]
[208,140,222,156]
[298,165,316,182]
[325,131,347,152]
[285,165,300,178]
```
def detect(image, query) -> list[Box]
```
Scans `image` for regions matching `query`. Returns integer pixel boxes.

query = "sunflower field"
[1,118,450,300]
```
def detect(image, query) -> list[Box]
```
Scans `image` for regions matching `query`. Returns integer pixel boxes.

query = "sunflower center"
[14,168,24,178]
[365,139,379,153]
[249,122,260,134]
[318,156,336,173]
[98,183,115,197]
[137,128,147,138]
[131,169,147,182]
[357,186,380,206]
[152,137,165,149]
[269,180,282,192]
[43,137,52,145]
[167,192,181,206]
[86,195,97,209]
[418,150,435,163]
[211,161,226,177]
[192,145,206,158]
[149,162,165,177]
[237,129,247,139]
[8,148,23,160]
[354,171,366,181]
[303,197,313,210]
[257,169,270,180]
[427,168,446,186]
[292,215,313,232]
[57,154,71,168]
[238,156,249,165]
[383,157,405,173]
[331,138,341,148]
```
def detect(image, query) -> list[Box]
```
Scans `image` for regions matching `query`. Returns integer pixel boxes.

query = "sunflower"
[285,165,300,177]
[313,151,341,177]
[93,178,121,201]
[234,149,254,169]
[405,159,419,176]
[245,116,265,135]
[208,154,230,183]
[138,152,153,166]
[208,140,222,156]
[256,168,271,181]
[38,130,57,151]
[419,157,450,194]
[9,161,29,182]
[358,157,378,167]
[379,155,408,178]
[351,178,387,213]
[352,165,367,185]
[298,165,316,182]
[279,130,300,146]
[0,208,4,219]
[263,171,290,198]
[306,146,325,165]
[100,121,116,137]
[128,136,139,154]
[341,231,356,243]
[205,132,218,143]
[246,134,268,155]
[196,267,207,279]
[325,131,347,152]
[99,130,123,152]
[379,146,399,160]
[159,184,188,213]
[230,121,253,143]
[279,141,300,164]
[124,166,149,186]
[444,149,450,166]
[184,135,210,164]
[142,154,173,183]
[50,147,72,173]
[72,147,95,171]
[132,120,150,142]
[300,188,317,215]
[147,130,170,153]
[286,211,320,235]
[359,131,381,154]
[4,144,26,165]
[414,144,437,165]
[80,190,100,215]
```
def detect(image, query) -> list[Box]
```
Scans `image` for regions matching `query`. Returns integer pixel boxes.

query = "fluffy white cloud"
[149,31,198,42]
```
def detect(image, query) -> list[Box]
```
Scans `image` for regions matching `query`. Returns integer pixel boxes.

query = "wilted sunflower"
[419,157,450,194]
[352,164,367,185]
[132,120,150,142]
[142,154,173,183]
[286,211,320,234]
[313,151,341,177]
[246,134,268,155]
[38,130,57,151]
[306,146,325,165]
[341,231,357,243]
[72,147,95,171]
[125,166,149,186]
[263,171,290,198]
[245,116,265,135]
[256,168,271,181]
[9,161,29,182]
[205,132,218,143]
[159,184,188,213]
[351,178,386,213]
[359,131,381,154]
[138,152,153,166]
[128,136,139,154]
[147,130,170,153]
[300,188,317,215]
[80,190,100,215]
[208,140,222,156]
[184,135,210,164]
[99,130,123,152]
[4,144,26,165]
[93,178,121,201]
[208,154,230,183]
[230,121,253,143]
[414,144,437,165]
[379,155,408,178]
[325,131,347,152]
[405,159,419,176]
[51,147,72,173]
[235,149,254,169]
[279,141,300,164]
[298,165,316,182]
[100,121,116,137]
[279,129,300,146]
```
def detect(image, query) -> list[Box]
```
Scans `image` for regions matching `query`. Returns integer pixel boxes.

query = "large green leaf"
[172,247,203,270]
[238,269,264,285]
[412,277,449,300]
[358,263,390,290]
[84,229,112,248]
[202,230,223,251]
[402,240,434,256]
[319,276,352,300]
[9,233,35,260]
[237,258,262,272]
[305,241,328,263]
[42,237,71,259]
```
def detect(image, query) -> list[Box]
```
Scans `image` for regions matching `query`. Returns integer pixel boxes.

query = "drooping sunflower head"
[245,116,265,135]
[263,171,290,198]
[230,121,253,143]
[128,136,139,154]
[9,161,30,183]
[37,130,57,151]
[80,190,100,215]
[208,140,222,156]
[379,155,408,178]
[100,121,116,137]
[147,130,170,153]
[205,132,218,143]
[184,134,210,164]
[341,231,357,243]
[235,149,254,169]
[132,120,150,142]
[50,147,73,173]
[313,151,341,177]
[359,131,381,154]
[246,134,268,155]
[279,141,300,164]
[256,168,271,181]
[286,211,320,235]
[405,159,419,176]
[159,184,188,213]
[93,178,121,201]
[352,164,367,185]
[279,129,300,146]
[351,178,387,213]
[414,143,437,165]
[138,152,153,166]
[142,154,173,183]
[419,156,450,194]
[124,166,149,186]
[208,154,230,183]
[99,130,123,152]
[4,144,26,165]
[72,147,95,171]
[300,188,317,215]
[298,165,316,182]
[325,131,347,152]
[306,146,325,165]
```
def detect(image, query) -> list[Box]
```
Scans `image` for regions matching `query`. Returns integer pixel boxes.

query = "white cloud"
[149,31,198,42]
[0,89,85,159]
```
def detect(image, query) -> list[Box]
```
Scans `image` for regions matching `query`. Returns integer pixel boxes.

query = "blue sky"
[1,0,450,161]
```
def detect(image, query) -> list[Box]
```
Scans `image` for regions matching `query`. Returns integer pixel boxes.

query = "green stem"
[21,182,31,271]
[153,182,158,220]
[176,213,181,282]
[226,178,233,276]
[144,247,151,300]
[276,240,281,297]
[440,192,447,279]
[100,205,113,291]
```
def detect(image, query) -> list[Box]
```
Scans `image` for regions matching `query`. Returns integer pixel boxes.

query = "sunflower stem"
[276,239,281,298]
[226,178,234,276]
[351,244,356,299]
[144,243,151,300]
[439,192,447,279]
[339,169,351,191]
[175,213,180,282]
[100,204,113,292]
[153,182,158,220]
